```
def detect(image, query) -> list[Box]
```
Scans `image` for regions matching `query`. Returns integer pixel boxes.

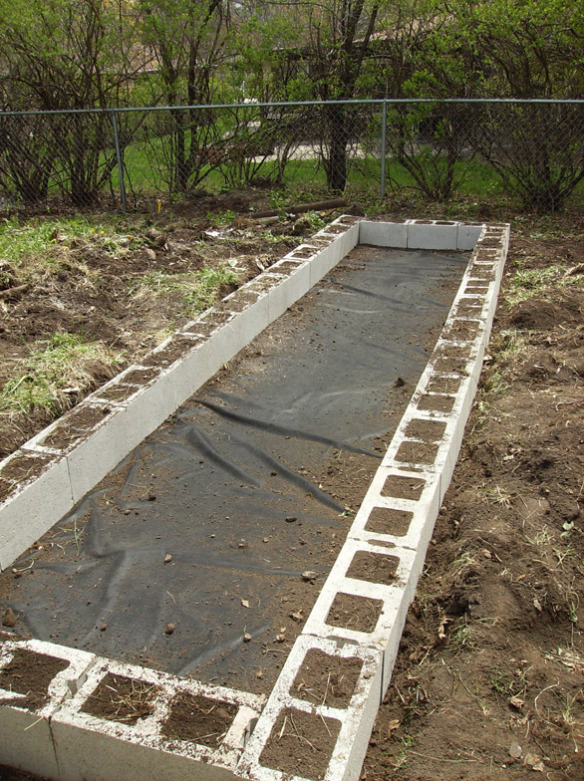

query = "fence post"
[111,109,127,212]
[380,100,387,199]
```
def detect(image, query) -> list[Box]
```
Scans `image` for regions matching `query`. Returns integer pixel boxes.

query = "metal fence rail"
[1,99,584,213]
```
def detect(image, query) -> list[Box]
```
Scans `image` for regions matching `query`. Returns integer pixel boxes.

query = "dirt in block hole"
[395,440,439,465]
[40,405,110,450]
[365,507,413,536]
[346,551,399,584]
[161,693,238,747]
[291,649,363,708]
[326,592,383,633]
[259,707,341,781]
[81,672,159,725]
[0,453,54,503]
[0,648,69,710]
[417,393,455,413]
[382,474,425,501]
[404,418,446,442]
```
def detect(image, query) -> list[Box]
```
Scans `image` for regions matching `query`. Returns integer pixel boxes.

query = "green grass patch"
[0,333,124,417]
[133,265,239,314]
[507,265,566,305]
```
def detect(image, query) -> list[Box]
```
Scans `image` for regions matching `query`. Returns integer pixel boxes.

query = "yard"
[1,191,583,780]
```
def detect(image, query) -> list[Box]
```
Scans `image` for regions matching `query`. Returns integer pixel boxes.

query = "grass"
[131,265,239,315]
[0,333,124,417]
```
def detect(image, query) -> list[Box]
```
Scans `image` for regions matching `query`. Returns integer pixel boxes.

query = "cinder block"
[51,657,264,781]
[0,639,95,780]
[457,223,485,251]
[239,635,382,781]
[406,220,459,250]
[0,452,72,570]
[358,220,408,248]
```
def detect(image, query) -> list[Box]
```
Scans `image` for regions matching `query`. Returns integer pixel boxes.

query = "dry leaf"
[387,719,401,737]
[533,598,542,612]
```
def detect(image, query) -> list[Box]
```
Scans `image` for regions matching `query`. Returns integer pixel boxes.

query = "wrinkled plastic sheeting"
[6,246,467,691]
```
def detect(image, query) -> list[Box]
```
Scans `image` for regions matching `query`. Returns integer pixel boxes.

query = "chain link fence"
[1,99,584,214]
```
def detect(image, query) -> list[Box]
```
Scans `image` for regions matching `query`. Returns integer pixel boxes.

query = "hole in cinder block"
[82,672,160,725]
[326,593,382,633]
[456,299,483,315]
[118,367,160,385]
[445,320,481,341]
[40,405,111,450]
[0,648,69,711]
[417,394,455,413]
[161,692,238,747]
[381,474,425,501]
[470,268,495,280]
[404,419,446,442]
[95,384,139,402]
[346,551,399,585]
[426,376,461,394]
[0,452,54,503]
[395,441,439,465]
[260,707,341,780]
[141,336,200,367]
[365,507,413,536]
[291,650,363,708]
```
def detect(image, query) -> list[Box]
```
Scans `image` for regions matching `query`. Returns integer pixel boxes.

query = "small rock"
[394,377,405,387]
[2,608,17,628]
[100,623,108,632]
[509,741,522,760]
[275,633,286,643]
[241,598,250,609]
[290,610,303,622]
[509,695,525,711]
[164,554,173,564]
[302,570,318,582]
[147,492,156,501]
[285,516,297,523]
[165,623,175,635]
[243,632,252,643]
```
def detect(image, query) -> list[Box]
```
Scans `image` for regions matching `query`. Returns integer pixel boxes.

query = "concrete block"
[457,223,485,251]
[0,639,95,780]
[358,220,408,248]
[239,635,382,781]
[0,452,72,570]
[406,220,459,250]
[51,657,263,781]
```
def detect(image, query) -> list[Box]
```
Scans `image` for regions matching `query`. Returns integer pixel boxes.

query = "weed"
[485,485,513,508]
[489,666,510,694]
[391,734,413,770]
[132,265,239,315]
[525,525,553,547]
[207,209,236,226]
[0,333,124,418]
[507,265,563,305]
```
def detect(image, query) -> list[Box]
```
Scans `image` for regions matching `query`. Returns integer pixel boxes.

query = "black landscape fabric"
[5,246,467,692]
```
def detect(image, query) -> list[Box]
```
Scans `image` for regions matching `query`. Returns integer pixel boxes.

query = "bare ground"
[1,194,584,780]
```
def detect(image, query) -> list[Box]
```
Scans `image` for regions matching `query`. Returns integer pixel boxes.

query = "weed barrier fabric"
[4,246,467,693]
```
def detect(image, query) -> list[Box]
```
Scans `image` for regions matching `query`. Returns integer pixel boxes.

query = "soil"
[291,649,363,708]
[363,221,584,780]
[259,706,341,780]
[0,648,69,710]
[161,692,238,747]
[0,198,583,781]
[81,672,159,725]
